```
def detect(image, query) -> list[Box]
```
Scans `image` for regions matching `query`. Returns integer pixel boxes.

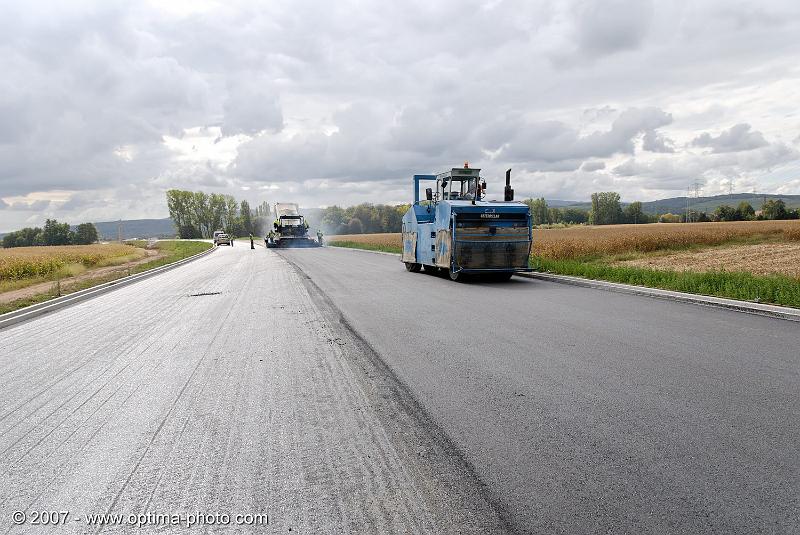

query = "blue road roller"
[401,165,532,281]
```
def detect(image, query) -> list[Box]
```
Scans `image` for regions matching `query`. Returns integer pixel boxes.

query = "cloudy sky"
[2,0,800,231]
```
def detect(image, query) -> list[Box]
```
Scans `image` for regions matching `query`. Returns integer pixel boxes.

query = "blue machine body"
[401,167,532,276]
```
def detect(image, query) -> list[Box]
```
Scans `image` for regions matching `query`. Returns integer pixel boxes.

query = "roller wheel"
[405,262,422,272]
[449,269,462,281]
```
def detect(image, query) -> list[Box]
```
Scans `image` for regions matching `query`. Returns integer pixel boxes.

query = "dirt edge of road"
[282,253,515,534]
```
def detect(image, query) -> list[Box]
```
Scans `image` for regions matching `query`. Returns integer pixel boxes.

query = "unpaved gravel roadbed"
[0,246,506,534]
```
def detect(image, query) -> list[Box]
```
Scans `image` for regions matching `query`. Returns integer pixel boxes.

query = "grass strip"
[328,241,402,254]
[534,257,800,308]
[131,240,212,274]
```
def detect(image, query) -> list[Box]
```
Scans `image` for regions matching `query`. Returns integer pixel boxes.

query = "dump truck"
[401,165,532,281]
[266,203,321,248]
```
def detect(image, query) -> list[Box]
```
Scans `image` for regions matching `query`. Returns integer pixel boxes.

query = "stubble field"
[332,220,800,264]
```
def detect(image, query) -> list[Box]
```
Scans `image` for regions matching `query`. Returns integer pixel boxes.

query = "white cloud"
[642,130,675,153]
[581,161,606,172]
[692,123,769,153]
[1,0,800,231]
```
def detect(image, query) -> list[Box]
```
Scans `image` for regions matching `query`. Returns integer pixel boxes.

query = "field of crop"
[531,220,800,260]
[0,244,143,281]
[331,220,800,259]
[329,233,402,253]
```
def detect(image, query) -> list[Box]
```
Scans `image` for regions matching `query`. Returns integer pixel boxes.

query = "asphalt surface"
[280,246,800,535]
[0,245,506,534]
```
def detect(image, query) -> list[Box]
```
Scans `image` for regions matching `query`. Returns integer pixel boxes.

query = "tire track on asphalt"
[1,381,150,535]
[0,289,184,429]
[0,251,237,449]
[97,288,243,527]
[105,255,252,516]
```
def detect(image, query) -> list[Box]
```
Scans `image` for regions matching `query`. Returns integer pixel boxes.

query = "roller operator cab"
[401,166,532,281]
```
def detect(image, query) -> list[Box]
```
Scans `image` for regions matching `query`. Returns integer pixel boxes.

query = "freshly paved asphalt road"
[281,246,800,535]
[0,245,505,534]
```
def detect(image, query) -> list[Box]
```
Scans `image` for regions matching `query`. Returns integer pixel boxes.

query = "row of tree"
[166,190,274,238]
[660,200,800,223]
[713,199,799,221]
[166,191,408,238]
[524,194,800,226]
[525,193,653,226]
[318,204,410,235]
[2,219,98,248]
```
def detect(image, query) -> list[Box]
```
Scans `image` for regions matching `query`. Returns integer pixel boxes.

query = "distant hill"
[639,193,800,215]
[553,193,800,215]
[545,199,582,207]
[93,218,176,240]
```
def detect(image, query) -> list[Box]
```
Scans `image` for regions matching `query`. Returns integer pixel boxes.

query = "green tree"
[736,202,755,221]
[73,223,99,244]
[167,189,203,238]
[345,218,363,234]
[167,189,246,237]
[713,204,738,222]
[624,201,646,224]
[1,227,41,247]
[526,198,549,226]
[41,219,72,245]
[561,208,589,224]
[167,190,194,237]
[350,204,381,232]
[253,201,273,235]
[240,200,254,235]
[322,206,348,233]
[208,194,227,234]
[761,199,788,220]
[223,195,241,236]
[190,191,211,237]
[589,192,623,225]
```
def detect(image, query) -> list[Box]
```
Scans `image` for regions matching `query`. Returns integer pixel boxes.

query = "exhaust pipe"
[504,168,514,201]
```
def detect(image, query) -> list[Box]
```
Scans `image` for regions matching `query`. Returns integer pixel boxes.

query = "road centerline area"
[0,245,506,534]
